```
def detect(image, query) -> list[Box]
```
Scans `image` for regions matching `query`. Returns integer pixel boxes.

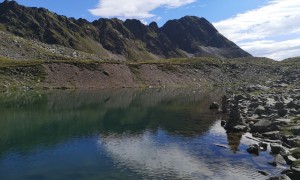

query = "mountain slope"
[0,0,251,60]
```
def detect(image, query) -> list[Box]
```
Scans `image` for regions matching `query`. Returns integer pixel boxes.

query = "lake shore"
[219,72,300,179]
[1,57,299,91]
[1,57,299,179]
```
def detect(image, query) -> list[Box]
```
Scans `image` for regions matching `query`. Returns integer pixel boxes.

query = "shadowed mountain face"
[0,0,251,60]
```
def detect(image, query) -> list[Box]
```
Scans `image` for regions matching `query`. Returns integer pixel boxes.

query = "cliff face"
[0,0,251,60]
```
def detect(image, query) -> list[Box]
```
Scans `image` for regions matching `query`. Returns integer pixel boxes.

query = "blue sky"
[6,0,300,60]
[13,0,268,25]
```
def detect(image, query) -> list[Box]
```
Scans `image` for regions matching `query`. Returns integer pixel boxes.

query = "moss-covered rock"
[291,148,300,159]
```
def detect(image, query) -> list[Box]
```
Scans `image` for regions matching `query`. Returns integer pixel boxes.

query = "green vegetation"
[0,56,43,67]
[291,148,300,159]
[292,116,300,123]
[129,57,222,65]
[0,24,6,32]
[292,159,300,167]
[228,57,276,66]
[0,57,47,91]
[282,57,300,63]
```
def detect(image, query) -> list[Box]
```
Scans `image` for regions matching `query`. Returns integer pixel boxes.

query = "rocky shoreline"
[215,73,300,179]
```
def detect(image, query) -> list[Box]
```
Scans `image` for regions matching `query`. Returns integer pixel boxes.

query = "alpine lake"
[0,88,284,179]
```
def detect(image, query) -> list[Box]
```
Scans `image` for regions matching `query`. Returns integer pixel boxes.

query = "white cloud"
[240,38,300,60]
[89,0,195,20]
[214,0,300,60]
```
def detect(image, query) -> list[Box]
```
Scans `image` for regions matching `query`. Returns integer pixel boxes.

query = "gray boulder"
[290,161,300,179]
[286,155,297,165]
[290,126,300,135]
[251,119,279,133]
[267,175,291,180]
[259,142,268,151]
[287,101,298,109]
[249,102,259,108]
[235,94,247,101]
[255,105,266,116]
[275,102,285,110]
[262,131,281,140]
[270,143,283,154]
[278,109,288,117]
[275,154,287,165]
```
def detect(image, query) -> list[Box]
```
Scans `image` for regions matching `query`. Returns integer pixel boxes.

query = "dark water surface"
[0,88,282,180]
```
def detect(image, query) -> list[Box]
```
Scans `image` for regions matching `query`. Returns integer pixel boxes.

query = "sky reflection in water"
[0,88,282,179]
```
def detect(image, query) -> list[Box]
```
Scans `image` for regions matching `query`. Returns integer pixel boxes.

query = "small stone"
[280,148,289,158]
[214,144,229,149]
[286,155,297,165]
[255,105,266,116]
[278,109,288,117]
[103,70,109,76]
[267,175,291,180]
[257,170,270,176]
[268,161,277,167]
[259,142,268,151]
[247,144,259,155]
[275,102,285,110]
[274,154,286,165]
[270,144,283,154]
[281,170,294,179]
[287,101,298,109]
[275,119,291,125]
[235,94,247,101]
[251,119,279,133]
[232,125,248,132]
[221,120,226,126]
[291,163,300,171]
[209,102,220,110]
[262,131,281,140]
[289,108,297,114]
[290,126,300,135]
[249,102,259,108]
[290,160,300,178]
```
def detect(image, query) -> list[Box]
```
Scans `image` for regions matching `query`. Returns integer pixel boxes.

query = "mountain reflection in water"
[0,88,280,180]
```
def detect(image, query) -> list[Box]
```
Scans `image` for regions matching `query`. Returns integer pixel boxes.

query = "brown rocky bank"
[0,57,286,91]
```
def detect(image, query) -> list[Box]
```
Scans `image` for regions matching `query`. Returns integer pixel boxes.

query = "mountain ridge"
[0,0,251,60]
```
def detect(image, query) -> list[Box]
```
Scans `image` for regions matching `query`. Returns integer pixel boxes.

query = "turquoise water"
[0,88,282,179]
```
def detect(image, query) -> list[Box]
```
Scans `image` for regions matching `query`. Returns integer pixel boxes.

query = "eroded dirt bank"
[0,60,284,91]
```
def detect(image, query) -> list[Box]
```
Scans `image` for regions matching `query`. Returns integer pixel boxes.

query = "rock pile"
[220,70,300,179]
[222,95,229,113]
[225,98,248,132]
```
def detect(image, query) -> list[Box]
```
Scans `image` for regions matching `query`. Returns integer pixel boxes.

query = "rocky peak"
[148,22,159,31]
[1,0,18,7]
[162,16,220,49]
[124,19,150,40]
[0,0,18,14]
[161,16,251,57]
[0,1,252,60]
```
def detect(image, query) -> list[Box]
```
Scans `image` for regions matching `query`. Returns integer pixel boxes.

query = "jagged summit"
[0,1,251,60]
